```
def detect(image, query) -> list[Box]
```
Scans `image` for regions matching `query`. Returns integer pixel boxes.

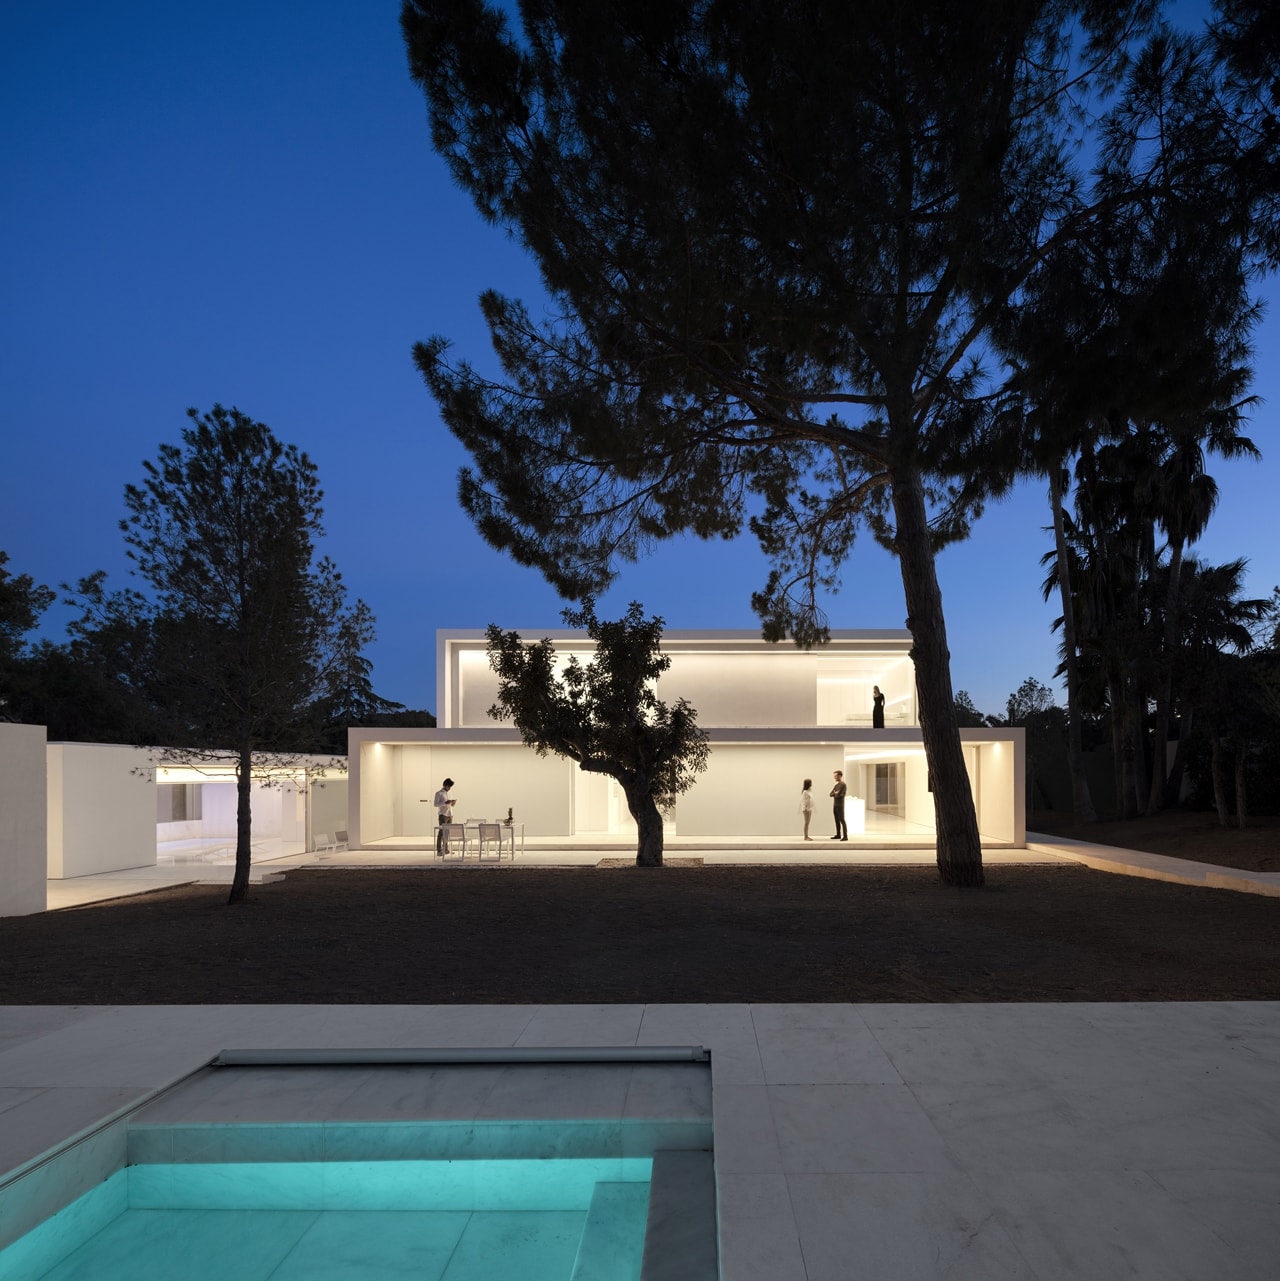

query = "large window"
[156,783,202,823]
[873,763,902,813]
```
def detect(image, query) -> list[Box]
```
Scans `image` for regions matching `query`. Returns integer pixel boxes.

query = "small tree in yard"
[112,405,382,903]
[486,602,709,867]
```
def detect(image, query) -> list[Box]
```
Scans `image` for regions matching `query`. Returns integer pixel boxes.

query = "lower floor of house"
[349,729,1026,850]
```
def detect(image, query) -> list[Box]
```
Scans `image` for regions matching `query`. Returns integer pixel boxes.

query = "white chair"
[476,822,506,860]
[315,832,336,853]
[334,830,348,850]
[438,822,468,858]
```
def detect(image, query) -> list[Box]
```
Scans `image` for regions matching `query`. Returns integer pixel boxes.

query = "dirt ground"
[1030,809,1280,873]
[4,859,1277,1005]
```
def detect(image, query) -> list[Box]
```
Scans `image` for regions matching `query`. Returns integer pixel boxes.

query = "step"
[570,1181,651,1281]
[640,1150,717,1281]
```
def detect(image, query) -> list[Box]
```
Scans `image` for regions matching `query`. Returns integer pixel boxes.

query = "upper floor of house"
[437,629,919,731]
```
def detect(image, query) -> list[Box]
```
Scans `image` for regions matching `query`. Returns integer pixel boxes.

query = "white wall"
[458,650,504,727]
[677,743,842,838]
[483,744,575,835]
[47,743,155,878]
[974,736,1021,843]
[358,741,397,843]
[193,782,237,837]
[355,741,575,842]
[395,744,444,836]
[193,780,285,838]
[0,724,47,915]
[406,745,575,836]
[310,773,348,844]
[903,751,934,827]
[660,653,818,727]
[574,769,618,833]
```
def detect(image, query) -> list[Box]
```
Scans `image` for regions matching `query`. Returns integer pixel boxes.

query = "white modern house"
[348,630,1025,849]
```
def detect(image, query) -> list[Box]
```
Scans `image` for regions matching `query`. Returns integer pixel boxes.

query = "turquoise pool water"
[0,1157,652,1281]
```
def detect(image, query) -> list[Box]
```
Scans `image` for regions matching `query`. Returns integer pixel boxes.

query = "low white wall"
[47,743,156,878]
[0,724,47,915]
[156,818,204,842]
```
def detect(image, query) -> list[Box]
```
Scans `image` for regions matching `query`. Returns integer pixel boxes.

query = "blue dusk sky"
[3,1,1275,717]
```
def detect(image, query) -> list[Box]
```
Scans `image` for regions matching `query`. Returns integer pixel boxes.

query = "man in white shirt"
[433,777,456,855]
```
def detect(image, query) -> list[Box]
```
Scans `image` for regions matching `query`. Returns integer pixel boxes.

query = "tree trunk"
[1234,739,1249,830]
[623,781,665,867]
[1208,728,1229,827]
[1049,464,1096,823]
[228,740,253,904]
[1165,705,1193,807]
[891,466,984,887]
[1109,675,1136,819]
[1129,685,1149,816]
[1146,541,1184,814]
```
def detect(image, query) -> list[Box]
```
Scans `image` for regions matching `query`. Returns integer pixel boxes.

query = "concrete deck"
[1,1002,1277,1280]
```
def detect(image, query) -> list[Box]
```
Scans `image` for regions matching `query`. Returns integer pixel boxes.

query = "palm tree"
[1010,29,1263,820]
[1142,415,1258,813]
[1174,558,1273,826]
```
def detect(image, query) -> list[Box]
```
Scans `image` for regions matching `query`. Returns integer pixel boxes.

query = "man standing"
[433,777,457,854]
[830,770,848,841]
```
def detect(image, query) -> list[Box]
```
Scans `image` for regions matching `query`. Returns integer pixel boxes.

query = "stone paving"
[1,1002,1277,1279]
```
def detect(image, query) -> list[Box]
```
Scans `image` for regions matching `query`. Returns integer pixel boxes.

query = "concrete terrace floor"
[1,1002,1278,1280]
[43,831,1280,910]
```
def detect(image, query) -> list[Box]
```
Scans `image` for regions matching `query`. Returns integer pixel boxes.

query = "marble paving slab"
[2,1002,1278,1281]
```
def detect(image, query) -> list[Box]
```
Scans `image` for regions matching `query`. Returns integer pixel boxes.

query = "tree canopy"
[0,550,54,668]
[0,551,56,725]
[486,601,709,866]
[401,0,1200,885]
[108,405,387,902]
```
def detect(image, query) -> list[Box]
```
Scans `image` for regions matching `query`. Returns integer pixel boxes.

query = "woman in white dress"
[800,778,815,840]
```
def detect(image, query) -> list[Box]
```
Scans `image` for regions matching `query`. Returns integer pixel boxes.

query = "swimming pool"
[1,1154,653,1280]
[0,1054,716,1281]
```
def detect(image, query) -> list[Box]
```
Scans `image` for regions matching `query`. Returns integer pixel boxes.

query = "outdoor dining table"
[463,820,524,859]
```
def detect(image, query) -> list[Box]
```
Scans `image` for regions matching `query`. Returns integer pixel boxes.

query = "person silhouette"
[433,777,456,854]
[830,770,847,840]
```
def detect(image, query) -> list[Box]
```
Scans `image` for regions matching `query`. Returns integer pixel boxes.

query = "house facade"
[348,630,1025,848]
